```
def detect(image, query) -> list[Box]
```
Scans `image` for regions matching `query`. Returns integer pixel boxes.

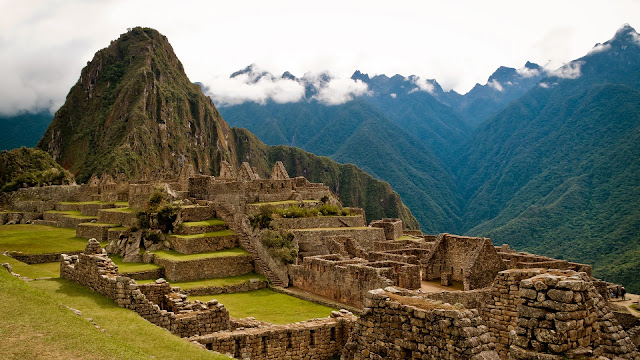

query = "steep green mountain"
[455,25,640,291]
[440,62,545,127]
[0,147,73,192]
[37,27,238,182]
[221,99,461,233]
[350,71,470,160]
[0,111,52,151]
[34,27,418,228]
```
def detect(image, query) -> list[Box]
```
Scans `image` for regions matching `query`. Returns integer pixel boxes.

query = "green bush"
[261,229,297,264]
[156,205,177,233]
[136,210,150,230]
[250,205,275,229]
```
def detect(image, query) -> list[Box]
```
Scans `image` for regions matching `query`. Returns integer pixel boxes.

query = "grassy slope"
[190,288,336,325]
[0,225,88,254]
[0,269,229,359]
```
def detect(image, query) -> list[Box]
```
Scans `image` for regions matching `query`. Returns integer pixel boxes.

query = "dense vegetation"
[0,147,73,192]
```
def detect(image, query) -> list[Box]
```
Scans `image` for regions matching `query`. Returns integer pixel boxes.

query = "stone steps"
[169,230,239,255]
[150,248,254,282]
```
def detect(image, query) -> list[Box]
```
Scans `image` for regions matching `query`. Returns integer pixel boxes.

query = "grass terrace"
[249,199,319,206]
[395,235,423,241]
[294,227,370,231]
[182,218,227,227]
[190,288,336,325]
[136,273,267,289]
[101,207,136,213]
[58,200,112,205]
[79,222,120,227]
[45,210,97,219]
[109,255,162,273]
[0,254,59,279]
[0,224,90,254]
[151,248,250,261]
[171,230,235,239]
[0,270,229,359]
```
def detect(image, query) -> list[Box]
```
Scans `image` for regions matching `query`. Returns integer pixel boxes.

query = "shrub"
[136,210,150,230]
[250,205,275,229]
[317,204,342,216]
[261,229,297,264]
[156,205,177,233]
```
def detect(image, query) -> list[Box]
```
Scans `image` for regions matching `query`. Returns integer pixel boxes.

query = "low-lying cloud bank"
[203,65,369,107]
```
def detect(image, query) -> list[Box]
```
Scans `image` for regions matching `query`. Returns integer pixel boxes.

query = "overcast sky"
[1,0,639,115]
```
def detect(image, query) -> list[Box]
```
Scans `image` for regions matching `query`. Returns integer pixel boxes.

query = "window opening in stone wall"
[330,327,336,342]
[287,332,292,349]
[262,336,267,354]
[309,329,315,346]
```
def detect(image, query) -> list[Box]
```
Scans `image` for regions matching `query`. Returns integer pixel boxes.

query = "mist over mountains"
[218,24,640,291]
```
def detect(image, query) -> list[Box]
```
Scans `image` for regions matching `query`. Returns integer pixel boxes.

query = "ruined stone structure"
[3,159,639,360]
[343,288,500,359]
[60,239,230,337]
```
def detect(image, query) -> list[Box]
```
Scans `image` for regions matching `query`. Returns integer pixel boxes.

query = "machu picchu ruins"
[1,161,638,360]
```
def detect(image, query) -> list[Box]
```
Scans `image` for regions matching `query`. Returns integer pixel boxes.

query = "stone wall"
[498,250,592,276]
[292,227,385,259]
[370,218,403,240]
[181,279,268,296]
[192,312,356,360]
[511,271,639,359]
[153,254,254,282]
[423,234,507,290]
[289,255,420,308]
[481,269,540,358]
[169,234,238,255]
[271,215,366,230]
[60,240,230,337]
[77,223,113,242]
[423,288,491,310]
[341,288,500,359]
[8,251,80,264]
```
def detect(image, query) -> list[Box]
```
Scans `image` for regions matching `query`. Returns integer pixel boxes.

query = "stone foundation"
[192,313,356,360]
[169,234,239,254]
[153,254,254,282]
[341,288,500,359]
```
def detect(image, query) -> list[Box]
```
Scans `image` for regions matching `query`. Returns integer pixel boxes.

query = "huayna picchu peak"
[37,27,237,183]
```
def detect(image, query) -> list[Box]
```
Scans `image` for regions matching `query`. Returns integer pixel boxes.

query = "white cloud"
[204,72,305,106]
[488,79,504,91]
[587,43,612,55]
[407,76,435,94]
[311,76,369,105]
[390,93,397,98]
[549,61,584,79]
[539,82,550,88]
[516,66,541,78]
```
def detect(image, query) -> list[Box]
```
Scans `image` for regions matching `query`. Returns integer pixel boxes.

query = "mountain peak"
[37,27,236,181]
[351,70,370,82]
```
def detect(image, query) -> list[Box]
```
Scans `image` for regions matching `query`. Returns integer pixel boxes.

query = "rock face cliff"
[38,27,236,182]
[36,27,419,228]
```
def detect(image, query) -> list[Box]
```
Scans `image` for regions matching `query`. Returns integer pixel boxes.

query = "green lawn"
[151,248,250,261]
[249,200,319,205]
[79,222,120,227]
[58,201,111,205]
[45,210,96,219]
[171,230,235,239]
[0,270,229,359]
[0,225,89,254]
[182,218,227,227]
[109,256,162,273]
[102,207,136,213]
[167,273,266,290]
[190,288,336,324]
[0,254,59,278]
